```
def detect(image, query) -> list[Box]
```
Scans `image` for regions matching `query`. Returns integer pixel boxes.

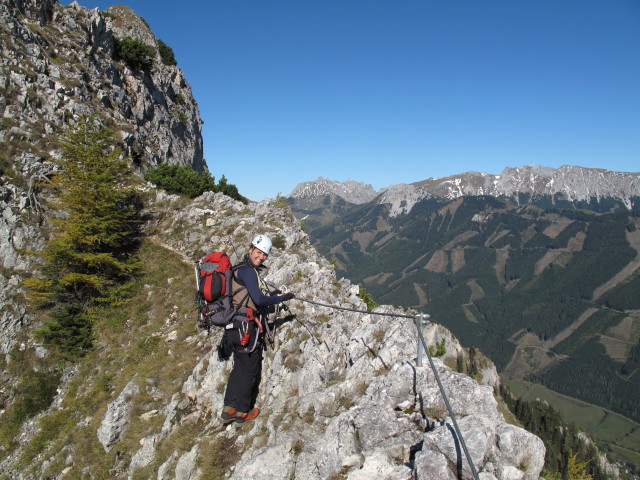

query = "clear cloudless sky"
[64,0,640,201]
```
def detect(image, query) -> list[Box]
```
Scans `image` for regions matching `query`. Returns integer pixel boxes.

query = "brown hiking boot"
[220,406,237,424]
[235,408,259,424]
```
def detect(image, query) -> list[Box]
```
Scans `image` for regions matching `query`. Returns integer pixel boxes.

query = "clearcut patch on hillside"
[493,246,509,285]
[352,231,376,251]
[592,222,640,300]
[425,250,448,273]
[485,229,510,247]
[413,282,427,304]
[541,215,574,239]
[451,248,466,273]
[504,308,602,378]
[600,316,640,362]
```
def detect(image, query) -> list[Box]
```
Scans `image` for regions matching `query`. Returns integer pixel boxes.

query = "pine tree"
[567,453,593,480]
[24,116,141,357]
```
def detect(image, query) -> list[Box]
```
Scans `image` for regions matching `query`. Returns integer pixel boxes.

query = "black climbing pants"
[223,323,263,413]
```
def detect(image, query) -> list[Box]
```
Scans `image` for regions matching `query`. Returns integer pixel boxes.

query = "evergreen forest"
[306,196,640,429]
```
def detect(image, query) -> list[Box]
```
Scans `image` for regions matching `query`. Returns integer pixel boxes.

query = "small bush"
[272,234,286,250]
[115,36,155,71]
[144,164,248,203]
[175,110,187,123]
[270,193,289,208]
[428,338,446,358]
[144,164,215,198]
[372,328,385,343]
[157,39,176,66]
[357,288,378,311]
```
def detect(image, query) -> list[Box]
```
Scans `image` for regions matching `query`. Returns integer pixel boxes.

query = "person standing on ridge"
[221,234,295,424]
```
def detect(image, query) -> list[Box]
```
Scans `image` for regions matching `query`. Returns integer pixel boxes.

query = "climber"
[221,234,295,424]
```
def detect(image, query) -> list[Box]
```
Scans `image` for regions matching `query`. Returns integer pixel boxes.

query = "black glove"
[270,289,283,296]
[281,292,295,302]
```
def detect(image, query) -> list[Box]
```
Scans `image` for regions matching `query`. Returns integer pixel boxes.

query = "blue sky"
[69,0,639,201]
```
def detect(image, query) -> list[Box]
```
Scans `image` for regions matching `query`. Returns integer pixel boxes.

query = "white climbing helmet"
[251,234,272,256]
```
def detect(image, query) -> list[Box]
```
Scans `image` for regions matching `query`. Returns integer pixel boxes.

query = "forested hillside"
[306,196,640,427]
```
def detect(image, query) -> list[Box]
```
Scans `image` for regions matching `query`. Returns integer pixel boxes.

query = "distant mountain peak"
[412,164,640,211]
[289,177,378,204]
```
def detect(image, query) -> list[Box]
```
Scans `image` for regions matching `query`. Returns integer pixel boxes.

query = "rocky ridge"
[2,189,546,479]
[1,0,204,174]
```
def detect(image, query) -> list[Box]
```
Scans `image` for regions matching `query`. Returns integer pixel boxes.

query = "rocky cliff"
[1,189,547,479]
[0,0,204,355]
[1,0,204,174]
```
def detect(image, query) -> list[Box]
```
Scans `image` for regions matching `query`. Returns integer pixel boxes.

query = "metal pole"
[415,313,430,366]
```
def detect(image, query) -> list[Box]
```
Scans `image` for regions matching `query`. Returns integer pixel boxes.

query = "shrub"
[270,193,289,208]
[357,288,378,311]
[145,164,214,198]
[115,36,155,71]
[157,39,177,66]
[214,174,248,204]
[428,338,446,358]
[272,234,286,250]
[144,164,248,203]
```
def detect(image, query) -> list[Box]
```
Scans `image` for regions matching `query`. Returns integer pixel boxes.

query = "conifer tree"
[567,453,593,480]
[25,116,141,357]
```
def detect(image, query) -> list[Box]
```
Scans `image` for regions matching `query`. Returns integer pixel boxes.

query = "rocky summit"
[1,0,204,174]
[290,177,379,205]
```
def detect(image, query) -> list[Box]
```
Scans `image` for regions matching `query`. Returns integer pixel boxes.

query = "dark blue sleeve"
[237,266,286,307]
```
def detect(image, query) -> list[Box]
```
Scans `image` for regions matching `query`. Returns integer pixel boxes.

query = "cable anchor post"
[414,313,430,367]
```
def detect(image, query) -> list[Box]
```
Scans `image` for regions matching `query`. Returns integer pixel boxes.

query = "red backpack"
[195,252,249,330]
[198,252,232,302]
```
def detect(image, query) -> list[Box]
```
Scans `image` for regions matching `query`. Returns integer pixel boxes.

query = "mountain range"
[290,165,640,216]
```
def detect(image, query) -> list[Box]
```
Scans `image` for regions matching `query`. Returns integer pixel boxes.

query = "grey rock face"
[0,181,45,355]
[0,0,204,172]
[378,182,433,217]
[97,380,140,451]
